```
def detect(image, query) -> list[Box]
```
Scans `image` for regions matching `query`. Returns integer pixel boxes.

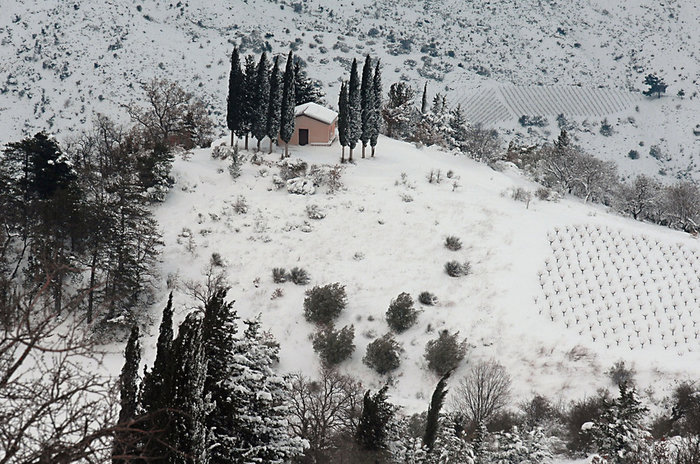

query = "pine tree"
[423,370,451,451]
[360,55,374,158]
[113,326,141,464]
[642,73,667,98]
[251,52,270,152]
[449,104,468,147]
[337,81,349,163]
[356,385,395,452]
[266,55,282,154]
[226,47,245,147]
[370,59,382,157]
[226,317,307,462]
[279,51,296,159]
[421,82,428,115]
[293,60,325,105]
[590,382,649,464]
[168,312,210,464]
[347,58,361,162]
[201,287,239,464]
[242,55,257,150]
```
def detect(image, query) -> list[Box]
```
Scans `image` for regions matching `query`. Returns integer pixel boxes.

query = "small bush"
[444,236,462,251]
[386,292,419,333]
[303,283,347,325]
[306,204,326,220]
[627,149,640,160]
[424,329,467,375]
[418,291,438,306]
[312,324,355,366]
[511,187,531,203]
[363,333,402,374]
[272,267,287,283]
[210,252,225,268]
[606,360,636,387]
[518,115,548,127]
[233,195,248,214]
[599,119,614,136]
[289,267,311,285]
[445,260,471,277]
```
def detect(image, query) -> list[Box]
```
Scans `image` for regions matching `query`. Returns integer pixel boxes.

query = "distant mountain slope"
[1,0,698,178]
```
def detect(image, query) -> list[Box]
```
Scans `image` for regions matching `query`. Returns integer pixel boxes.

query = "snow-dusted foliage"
[487,427,553,464]
[286,177,316,195]
[225,317,308,462]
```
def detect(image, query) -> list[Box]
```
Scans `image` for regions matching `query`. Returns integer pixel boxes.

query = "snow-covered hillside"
[148,136,700,414]
[1,0,698,179]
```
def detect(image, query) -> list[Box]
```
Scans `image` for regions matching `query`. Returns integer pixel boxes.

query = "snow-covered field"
[145,136,700,417]
[1,0,698,180]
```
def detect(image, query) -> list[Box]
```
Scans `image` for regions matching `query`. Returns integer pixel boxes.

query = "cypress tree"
[279,51,296,159]
[266,55,282,154]
[421,82,428,115]
[226,47,245,147]
[360,55,374,159]
[242,55,257,150]
[251,52,270,152]
[201,287,239,464]
[370,59,382,157]
[423,370,451,451]
[113,326,141,464]
[169,313,209,464]
[347,58,361,162]
[356,385,395,452]
[337,81,349,163]
[140,294,175,462]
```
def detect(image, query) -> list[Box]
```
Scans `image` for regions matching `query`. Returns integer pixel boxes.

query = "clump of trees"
[226,47,325,156]
[337,55,382,162]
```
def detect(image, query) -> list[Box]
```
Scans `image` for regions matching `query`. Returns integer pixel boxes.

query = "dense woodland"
[1,46,699,464]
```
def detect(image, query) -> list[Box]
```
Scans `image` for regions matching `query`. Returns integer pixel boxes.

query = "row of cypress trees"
[226,48,294,157]
[338,55,382,162]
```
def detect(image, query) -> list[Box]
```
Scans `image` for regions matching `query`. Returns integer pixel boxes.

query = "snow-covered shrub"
[211,144,234,159]
[312,324,355,366]
[363,333,403,374]
[272,174,286,189]
[427,169,443,184]
[233,195,247,214]
[306,204,326,220]
[272,267,287,284]
[419,291,438,306]
[289,267,310,285]
[303,283,347,325]
[488,427,553,464]
[519,115,548,127]
[564,393,608,454]
[606,361,636,387]
[271,288,284,300]
[326,164,344,194]
[424,330,467,375]
[600,119,614,137]
[445,260,471,277]
[386,292,419,333]
[287,177,316,195]
[445,236,462,251]
[279,157,308,180]
[510,187,532,203]
[210,252,225,268]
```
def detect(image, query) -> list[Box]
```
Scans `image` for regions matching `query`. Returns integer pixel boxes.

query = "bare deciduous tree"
[453,360,512,427]
[288,369,363,463]
[126,79,213,149]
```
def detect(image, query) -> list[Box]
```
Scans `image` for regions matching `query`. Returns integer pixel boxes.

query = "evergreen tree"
[226,47,245,147]
[293,60,325,105]
[201,287,239,464]
[449,104,468,148]
[226,317,307,462]
[251,52,270,152]
[421,82,429,115]
[370,59,382,157]
[642,73,667,98]
[337,81,349,163]
[168,313,210,464]
[382,82,418,139]
[241,55,257,150]
[279,51,296,159]
[489,427,551,464]
[590,382,649,463]
[360,55,374,158]
[356,385,395,452]
[266,55,282,154]
[113,325,141,464]
[347,58,361,162]
[423,370,451,451]
[427,415,475,464]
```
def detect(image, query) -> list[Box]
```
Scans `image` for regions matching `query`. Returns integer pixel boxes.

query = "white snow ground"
[142,136,700,419]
